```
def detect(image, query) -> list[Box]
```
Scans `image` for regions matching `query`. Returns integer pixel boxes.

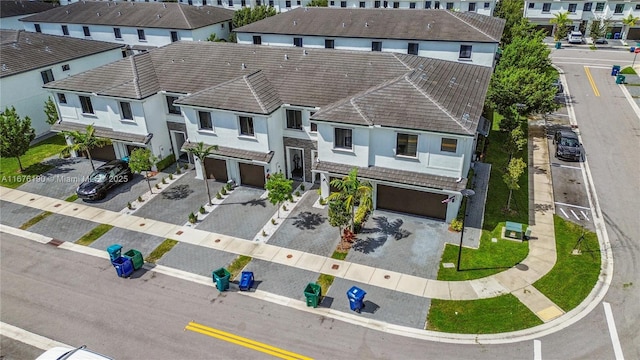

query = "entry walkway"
[0,133,563,322]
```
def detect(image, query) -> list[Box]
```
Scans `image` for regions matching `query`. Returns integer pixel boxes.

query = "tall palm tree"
[60,124,111,171]
[327,168,372,232]
[550,11,572,42]
[186,141,218,206]
[622,14,640,42]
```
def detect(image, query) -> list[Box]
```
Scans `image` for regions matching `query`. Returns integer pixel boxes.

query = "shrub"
[176,168,182,175]
[620,66,637,75]
[225,183,232,191]
[450,219,463,232]
[169,173,174,180]
[287,194,294,202]
[155,183,161,189]
[216,192,222,199]
[162,177,166,184]
[188,212,197,224]
[271,218,277,225]
[221,187,227,195]
[282,204,287,211]
[199,206,205,214]
[300,184,305,191]
[183,164,189,170]
[319,197,326,205]
[354,205,369,226]
[155,154,176,171]
[295,190,301,197]
[127,202,133,210]
[137,196,144,202]
[262,230,267,237]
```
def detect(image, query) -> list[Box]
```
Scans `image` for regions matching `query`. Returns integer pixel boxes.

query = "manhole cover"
[286,254,293,259]
[384,275,390,279]
[175,230,183,235]
[54,204,61,207]
[332,264,339,270]
[214,239,221,243]
[515,263,529,271]
[139,223,145,227]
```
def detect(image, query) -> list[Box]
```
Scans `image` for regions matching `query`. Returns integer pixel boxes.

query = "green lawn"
[427,294,542,333]
[19,211,53,230]
[437,223,529,281]
[145,239,178,263]
[227,255,252,281]
[534,216,600,311]
[75,224,113,246]
[0,135,66,189]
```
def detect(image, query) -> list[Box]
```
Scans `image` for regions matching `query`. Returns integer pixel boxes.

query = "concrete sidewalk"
[0,129,564,323]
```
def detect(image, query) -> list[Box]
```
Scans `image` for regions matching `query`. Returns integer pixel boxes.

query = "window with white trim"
[239,116,254,136]
[459,45,472,59]
[62,25,69,35]
[441,138,457,153]
[396,133,418,157]
[83,26,90,37]
[40,69,54,84]
[286,109,302,130]
[114,27,122,39]
[334,128,352,150]
[57,93,67,104]
[166,96,181,115]
[137,29,146,41]
[120,102,133,120]
[79,96,94,114]
[568,3,577,13]
[198,111,213,131]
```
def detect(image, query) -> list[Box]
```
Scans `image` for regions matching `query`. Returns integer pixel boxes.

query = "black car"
[553,130,582,161]
[77,159,132,200]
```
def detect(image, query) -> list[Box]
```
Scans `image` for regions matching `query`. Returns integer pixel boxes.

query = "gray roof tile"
[181,141,274,163]
[0,0,57,18]
[235,8,505,43]
[51,121,150,143]
[20,1,234,29]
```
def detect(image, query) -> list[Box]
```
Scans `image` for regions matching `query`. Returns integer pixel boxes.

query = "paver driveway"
[157,242,238,278]
[27,214,98,243]
[90,227,166,259]
[18,157,104,200]
[0,200,43,228]
[242,259,319,301]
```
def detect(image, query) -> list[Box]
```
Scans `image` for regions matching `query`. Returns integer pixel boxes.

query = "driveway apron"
[89,227,166,259]
[0,200,43,228]
[242,259,319,301]
[26,213,98,243]
[157,242,238,278]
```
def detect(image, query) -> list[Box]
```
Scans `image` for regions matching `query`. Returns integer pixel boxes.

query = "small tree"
[0,106,35,172]
[328,194,350,245]
[506,124,527,163]
[186,142,218,206]
[128,147,158,194]
[503,157,527,211]
[307,0,328,6]
[265,172,293,218]
[232,6,277,29]
[44,96,59,125]
[327,168,372,232]
[550,11,572,42]
[206,33,226,42]
[60,124,111,171]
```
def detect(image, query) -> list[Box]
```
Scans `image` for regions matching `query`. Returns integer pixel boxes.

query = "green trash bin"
[304,283,321,308]
[123,249,144,270]
[555,41,561,49]
[616,74,626,84]
[212,268,231,291]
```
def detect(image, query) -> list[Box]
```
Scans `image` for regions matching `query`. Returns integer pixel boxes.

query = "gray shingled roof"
[19,1,234,30]
[181,141,274,163]
[44,41,492,135]
[0,0,57,18]
[235,8,505,43]
[313,161,468,192]
[0,30,123,78]
[51,121,151,143]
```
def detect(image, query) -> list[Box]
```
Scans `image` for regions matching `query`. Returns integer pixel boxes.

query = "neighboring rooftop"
[19,1,234,29]
[0,30,124,77]
[235,8,505,43]
[0,0,57,18]
[44,41,492,135]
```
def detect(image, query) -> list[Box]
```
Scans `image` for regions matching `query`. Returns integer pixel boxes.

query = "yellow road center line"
[584,66,600,97]
[185,322,313,360]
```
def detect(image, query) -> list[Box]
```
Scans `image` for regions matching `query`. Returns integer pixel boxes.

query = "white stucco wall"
[1,16,27,30]
[141,95,173,160]
[524,1,639,23]
[327,0,494,14]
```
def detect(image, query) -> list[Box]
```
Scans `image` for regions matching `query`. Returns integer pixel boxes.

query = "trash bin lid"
[107,244,122,252]
[347,286,366,299]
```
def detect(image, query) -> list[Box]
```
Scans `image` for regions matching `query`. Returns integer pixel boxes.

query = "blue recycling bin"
[239,271,254,291]
[611,65,621,76]
[112,256,134,277]
[347,286,367,313]
[107,244,123,263]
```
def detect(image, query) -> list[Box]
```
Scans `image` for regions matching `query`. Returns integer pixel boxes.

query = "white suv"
[36,346,112,360]
[568,31,583,44]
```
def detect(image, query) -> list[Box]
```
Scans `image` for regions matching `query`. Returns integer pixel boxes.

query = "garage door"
[239,163,265,188]
[204,158,227,181]
[376,185,447,220]
[535,25,554,37]
[628,28,640,40]
[88,144,116,161]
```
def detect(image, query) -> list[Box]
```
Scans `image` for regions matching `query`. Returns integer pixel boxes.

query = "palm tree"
[186,141,218,206]
[327,168,372,232]
[550,11,572,42]
[60,124,111,171]
[622,14,640,42]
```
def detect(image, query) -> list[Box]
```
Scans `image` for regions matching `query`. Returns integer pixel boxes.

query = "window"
[256,0,261,5]
[330,0,334,5]
[434,1,440,9]
[120,102,133,120]
[383,1,388,7]
[340,0,346,7]
[583,3,591,11]
[424,1,431,8]
[440,138,457,153]
[393,1,399,8]
[83,26,90,37]
[446,2,453,9]
[286,109,302,130]
[483,2,489,9]
[408,43,419,55]
[294,37,303,47]
[285,0,290,7]
[239,116,254,136]
[114,27,122,39]
[396,133,417,157]
[409,2,416,8]
[528,2,534,8]
[198,111,213,131]
[636,4,640,11]
[614,4,624,13]
[253,36,262,45]
[374,0,380,7]
[171,31,179,42]
[372,41,382,51]
[359,1,365,7]
[568,3,576,13]
[61,64,70,71]
[229,0,234,6]
[242,0,247,6]
[188,0,193,5]
[542,3,551,12]
[269,0,274,6]
[57,93,67,104]
[34,24,41,33]
[459,45,472,59]
[595,2,604,11]
[62,25,69,35]
[137,29,146,41]
[203,0,207,4]
[310,122,317,132]
[334,128,352,149]
[297,0,301,5]
[325,39,335,49]
[40,69,54,84]
[217,0,222,4]
[468,2,475,11]
[79,96,94,114]
[166,96,181,114]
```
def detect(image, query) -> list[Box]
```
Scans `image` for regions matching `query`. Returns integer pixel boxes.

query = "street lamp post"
[456,189,475,272]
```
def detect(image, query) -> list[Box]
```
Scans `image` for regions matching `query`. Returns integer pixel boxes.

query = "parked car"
[36,345,112,360]
[568,31,584,44]
[594,38,608,44]
[553,130,582,161]
[552,79,564,94]
[76,159,132,200]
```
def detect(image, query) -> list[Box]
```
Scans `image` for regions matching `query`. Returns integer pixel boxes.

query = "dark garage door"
[240,163,265,188]
[88,144,116,161]
[628,28,640,40]
[377,185,447,220]
[204,158,227,181]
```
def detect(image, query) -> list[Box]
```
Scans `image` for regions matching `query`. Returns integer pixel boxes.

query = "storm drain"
[47,238,64,247]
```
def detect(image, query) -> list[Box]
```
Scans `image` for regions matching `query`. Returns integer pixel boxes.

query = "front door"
[287,147,304,182]
[171,131,189,163]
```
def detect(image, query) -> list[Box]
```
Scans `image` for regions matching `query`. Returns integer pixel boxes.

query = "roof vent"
[207,10,210,14]
[284,54,288,60]
[96,12,100,16]
[163,3,166,7]
[65,10,69,14]
[242,63,246,69]
[45,46,51,52]
[303,49,307,55]
[107,2,110,6]
[227,61,230,65]
[365,22,368,27]
[117,11,121,16]
[293,20,297,25]
[427,23,431,29]
[157,14,161,19]
[1,64,8,72]
[342,22,345,27]
[420,73,427,80]
[304,7,308,11]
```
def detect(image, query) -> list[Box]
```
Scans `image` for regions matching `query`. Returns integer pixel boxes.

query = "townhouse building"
[0,0,57,30]
[44,41,493,222]
[20,1,234,53]
[327,0,495,15]
[524,0,640,39]
[235,8,505,68]
[0,30,124,138]
[57,0,311,13]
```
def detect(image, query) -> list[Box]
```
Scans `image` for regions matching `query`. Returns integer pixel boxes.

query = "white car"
[568,31,584,44]
[36,346,112,360]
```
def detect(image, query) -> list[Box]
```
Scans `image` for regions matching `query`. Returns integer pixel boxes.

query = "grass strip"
[19,211,53,230]
[227,255,252,280]
[64,194,78,202]
[426,294,542,334]
[317,274,335,297]
[331,250,348,261]
[75,224,113,246]
[0,135,66,189]
[533,215,600,311]
[145,238,178,263]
